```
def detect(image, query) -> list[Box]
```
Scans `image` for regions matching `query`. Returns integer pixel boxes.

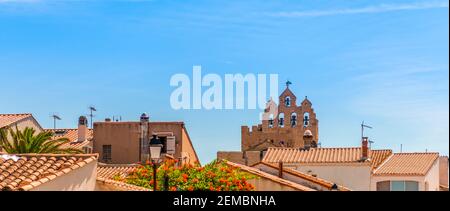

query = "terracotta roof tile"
[0,153,98,191]
[373,153,439,176]
[225,161,315,191]
[262,147,392,170]
[0,114,32,129]
[46,128,93,142]
[97,163,139,180]
[96,177,150,191]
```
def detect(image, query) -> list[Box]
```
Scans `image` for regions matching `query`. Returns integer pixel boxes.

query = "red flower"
[188,186,194,191]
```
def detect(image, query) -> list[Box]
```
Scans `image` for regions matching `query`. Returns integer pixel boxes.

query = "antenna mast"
[361,120,373,140]
[88,106,97,129]
[50,113,61,129]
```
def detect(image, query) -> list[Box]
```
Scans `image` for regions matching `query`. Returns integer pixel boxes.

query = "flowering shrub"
[114,159,257,191]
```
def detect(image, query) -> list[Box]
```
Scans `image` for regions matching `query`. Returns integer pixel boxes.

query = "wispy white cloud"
[269,1,449,18]
[0,0,40,3]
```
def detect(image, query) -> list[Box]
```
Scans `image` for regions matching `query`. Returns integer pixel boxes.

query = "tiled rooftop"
[46,129,94,143]
[373,153,439,176]
[0,114,32,129]
[0,153,97,191]
[262,147,392,170]
[46,129,93,150]
[97,163,139,180]
[225,161,315,191]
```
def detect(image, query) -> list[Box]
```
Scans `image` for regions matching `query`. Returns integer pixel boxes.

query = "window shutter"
[166,136,176,154]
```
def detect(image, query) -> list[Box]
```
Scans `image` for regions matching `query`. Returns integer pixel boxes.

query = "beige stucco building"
[93,113,199,165]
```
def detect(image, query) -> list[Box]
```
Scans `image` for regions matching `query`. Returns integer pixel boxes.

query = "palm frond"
[0,127,84,154]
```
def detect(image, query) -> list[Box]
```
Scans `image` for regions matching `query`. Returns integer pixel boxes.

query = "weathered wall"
[93,122,141,164]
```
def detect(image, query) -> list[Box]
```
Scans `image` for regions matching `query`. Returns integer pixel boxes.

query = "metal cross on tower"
[286,80,292,88]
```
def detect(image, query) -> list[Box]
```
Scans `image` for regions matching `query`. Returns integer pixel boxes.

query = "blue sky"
[0,0,448,163]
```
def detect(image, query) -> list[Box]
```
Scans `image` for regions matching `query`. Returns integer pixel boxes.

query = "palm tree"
[0,127,83,154]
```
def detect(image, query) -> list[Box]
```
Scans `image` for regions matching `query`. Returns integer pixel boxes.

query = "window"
[376,181,390,191]
[285,96,291,107]
[160,136,168,154]
[303,112,310,127]
[376,181,419,191]
[268,114,274,128]
[391,181,404,191]
[291,113,297,127]
[102,145,112,163]
[278,113,284,127]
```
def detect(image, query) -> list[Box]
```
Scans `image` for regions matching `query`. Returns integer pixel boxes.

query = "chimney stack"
[303,130,314,149]
[78,116,88,142]
[362,137,369,160]
[278,161,283,178]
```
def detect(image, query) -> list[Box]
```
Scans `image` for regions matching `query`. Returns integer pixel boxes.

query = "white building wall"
[424,159,440,191]
[289,164,372,191]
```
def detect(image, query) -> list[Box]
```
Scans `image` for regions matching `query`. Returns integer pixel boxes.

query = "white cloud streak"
[270,1,449,18]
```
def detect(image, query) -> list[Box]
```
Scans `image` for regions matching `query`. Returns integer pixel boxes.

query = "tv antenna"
[88,105,97,128]
[50,113,61,129]
[361,121,373,140]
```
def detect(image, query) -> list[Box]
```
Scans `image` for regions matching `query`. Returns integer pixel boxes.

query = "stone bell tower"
[241,81,319,152]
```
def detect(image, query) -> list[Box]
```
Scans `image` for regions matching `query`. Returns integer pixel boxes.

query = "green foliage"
[0,127,83,154]
[116,159,257,191]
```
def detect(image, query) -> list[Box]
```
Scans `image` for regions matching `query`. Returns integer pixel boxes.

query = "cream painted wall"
[10,116,43,133]
[253,163,330,191]
[291,164,372,191]
[424,159,440,191]
[248,177,299,191]
[371,159,440,191]
[30,161,97,191]
[181,127,199,165]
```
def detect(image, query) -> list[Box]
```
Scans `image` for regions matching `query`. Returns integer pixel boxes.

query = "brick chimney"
[278,161,283,178]
[361,137,369,160]
[78,116,88,142]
